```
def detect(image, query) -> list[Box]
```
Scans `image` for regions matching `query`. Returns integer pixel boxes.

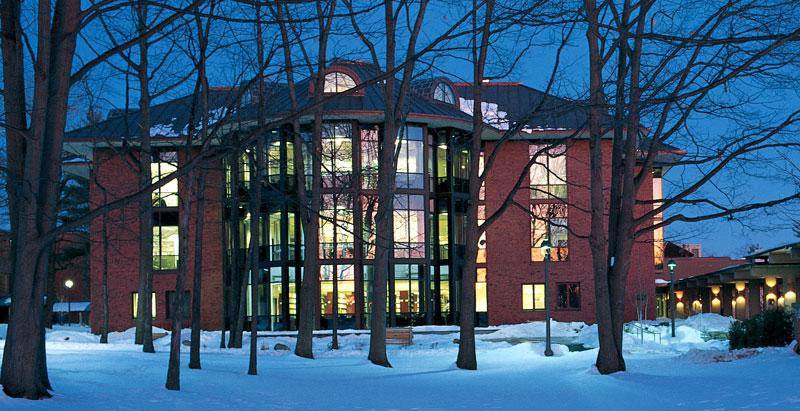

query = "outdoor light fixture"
[64,279,74,327]
[785,290,797,306]
[765,276,777,288]
[667,259,677,337]
[675,290,684,300]
[711,285,720,295]
[712,297,721,312]
[778,296,785,307]
[735,282,746,292]
[692,300,702,312]
[736,295,746,305]
[541,239,553,357]
[766,293,777,306]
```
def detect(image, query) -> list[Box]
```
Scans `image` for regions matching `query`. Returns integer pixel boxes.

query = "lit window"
[319,194,354,259]
[321,123,353,187]
[152,151,178,207]
[433,82,456,104]
[324,72,357,93]
[153,211,179,270]
[522,284,545,310]
[531,204,568,262]
[393,194,426,258]
[556,282,580,310]
[320,265,356,316]
[476,268,487,312]
[395,126,425,188]
[132,292,157,319]
[394,264,422,314]
[529,144,567,199]
[360,127,379,189]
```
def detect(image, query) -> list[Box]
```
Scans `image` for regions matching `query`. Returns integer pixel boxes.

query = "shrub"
[728,309,794,350]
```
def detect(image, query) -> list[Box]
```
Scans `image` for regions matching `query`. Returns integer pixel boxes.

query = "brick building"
[64,61,680,333]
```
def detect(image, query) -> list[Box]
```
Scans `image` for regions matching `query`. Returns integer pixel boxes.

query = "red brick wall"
[483,139,657,325]
[89,148,224,333]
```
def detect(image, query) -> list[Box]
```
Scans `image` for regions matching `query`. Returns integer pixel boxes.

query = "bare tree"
[581,0,800,374]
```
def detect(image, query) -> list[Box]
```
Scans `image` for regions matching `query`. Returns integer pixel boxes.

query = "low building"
[63,61,680,333]
[669,241,799,319]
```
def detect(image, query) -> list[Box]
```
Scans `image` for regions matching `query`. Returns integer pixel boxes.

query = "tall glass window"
[361,195,378,259]
[393,194,426,258]
[152,150,178,207]
[394,264,421,314]
[361,127,379,189]
[320,194,354,259]
[320,265,356,316]
[529,144,567,199]
[530,203,569,262]
[321,123,353,188]
[396,126,424,189]
[476,268,487,312]
[153,211,179,270]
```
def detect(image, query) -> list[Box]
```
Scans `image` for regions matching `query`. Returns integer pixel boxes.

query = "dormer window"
[433,82,456,104]
[324,72,357,93]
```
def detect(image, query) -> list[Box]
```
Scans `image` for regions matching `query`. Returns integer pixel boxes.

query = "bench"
[385,327,413,346]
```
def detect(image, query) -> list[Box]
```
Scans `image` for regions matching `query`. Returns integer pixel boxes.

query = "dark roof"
[454,82,598,131]
[65,61,474,142]
[65,88,240,141]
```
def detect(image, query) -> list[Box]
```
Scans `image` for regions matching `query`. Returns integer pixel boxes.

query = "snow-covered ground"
[1,314,798,410]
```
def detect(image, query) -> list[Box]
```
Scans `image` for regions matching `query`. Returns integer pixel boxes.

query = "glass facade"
[222,122,491,330]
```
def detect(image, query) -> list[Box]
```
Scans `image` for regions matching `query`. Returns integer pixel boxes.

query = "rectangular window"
[477,205,486,263]
[322,123,353,188]
[557,282,581,310]
[476,268,487,312]
[530,203,568,262]
[166,291,190,319]
[393,194,426,258]
[152,150,179,207]
[132,292,157,319]
[320,265,357,316]
[319,194,354,259]
[522,283,545,310]
[361,195,378,259]
[394,264,422,314]
[153,211,179,270]
[361,127,379,189]
[396,126,425,189]
[529,144,567,199]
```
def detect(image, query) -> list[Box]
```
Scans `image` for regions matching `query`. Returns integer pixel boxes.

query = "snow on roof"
[52,302,91,313]
[655,279,670,285]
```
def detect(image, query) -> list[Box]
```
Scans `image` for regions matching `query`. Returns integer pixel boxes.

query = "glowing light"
[674,290,684,300]
[676,301,685,314]
[711,297,721,311]
[765,276,777,288]
[692,300,702,312]
[778,297,785,307]
[735,282,746,292]
[785,290,797,306]
[711,285,721,295]
[766,292,777,305]
[736,295,746,305]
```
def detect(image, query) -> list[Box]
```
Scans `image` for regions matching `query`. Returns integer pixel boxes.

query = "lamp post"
[667,259,677,338]
[64,279,74,327]
[542,239,553,357]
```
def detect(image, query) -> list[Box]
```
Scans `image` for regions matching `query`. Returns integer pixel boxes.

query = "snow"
[149,123,179,137]
[2,315,798,409]
[459,97,510,130]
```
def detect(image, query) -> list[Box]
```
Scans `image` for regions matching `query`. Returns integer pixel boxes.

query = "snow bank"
[681,313,734,332]
[480,321,585,340]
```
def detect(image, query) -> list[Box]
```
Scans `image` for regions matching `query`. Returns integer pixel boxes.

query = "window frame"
[522,283,546,311]
[132,292,157,319]
[556,282,581,311]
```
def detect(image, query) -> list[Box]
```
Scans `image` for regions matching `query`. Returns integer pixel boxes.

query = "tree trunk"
[0,0,82,398]
[166,168,192,390]
[247,134,264,375]
[134,0,155,353]
[100,190,110,344]
[189,170,205,368]
[456,0,493,371]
